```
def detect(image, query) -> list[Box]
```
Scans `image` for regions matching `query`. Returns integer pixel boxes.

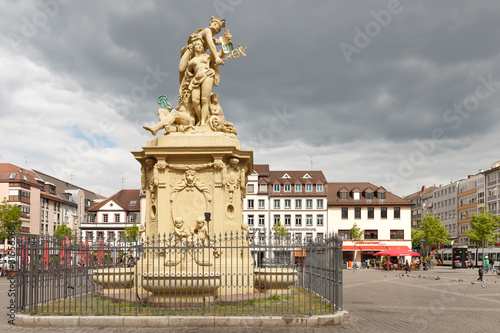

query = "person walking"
[490,258,495,272]
[484,257,489,273]
[477,266,483,282]
[405,260,410,274]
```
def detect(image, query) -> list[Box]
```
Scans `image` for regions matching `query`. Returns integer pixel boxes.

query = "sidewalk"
[2,266,500,332]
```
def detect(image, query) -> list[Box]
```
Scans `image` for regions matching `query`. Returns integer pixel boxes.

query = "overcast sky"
[1,0,500,198]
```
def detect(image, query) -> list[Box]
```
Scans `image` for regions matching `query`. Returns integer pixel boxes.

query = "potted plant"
[5,258,16,277]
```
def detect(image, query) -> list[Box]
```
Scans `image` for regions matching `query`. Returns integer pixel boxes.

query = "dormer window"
[379,192,386,199]
[303,173,312,179]
[295,184,302,192]
[282,173,291,179]
[317,184,323,192]
[353,192,360,200]
[340,191,348,200]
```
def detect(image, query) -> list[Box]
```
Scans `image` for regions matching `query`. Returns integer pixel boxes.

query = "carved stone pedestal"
[132,131,254,297]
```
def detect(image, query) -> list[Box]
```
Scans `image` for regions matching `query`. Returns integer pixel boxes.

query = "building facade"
[404,185,438,229]
[457,173,485,245]
[328,182,412,264]
[432,181,460,240]
[81,189,142,245]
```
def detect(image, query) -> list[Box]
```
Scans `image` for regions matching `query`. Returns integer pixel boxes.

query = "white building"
[327,182,412,265]
[243,165,328,265]
[432,181,460,240]
[81,189,143,245]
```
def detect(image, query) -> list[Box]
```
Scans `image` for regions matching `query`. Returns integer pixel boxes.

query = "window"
[115,214,120,223]
[317,215,323,226]
[130,214,137,223]
[394,207,401,219]
[89,215,95,223]
[353,192,360,200]
[247,184,254,194]
[306,215,313,226]
[295,199,302,209]
[248,215,254,225]
[381,207,387,219]
[97,231,104,239]
[284,199,291,208]
[317,184,323,192]
[305,184,312,192]
[378,192,386,199]
[340,191,348,200]
[108,232,115,240]
[86,231,93,240]
[274,215,280,225]
[259,199,265,209]
[259,184,267,192]
[390,230,404,239]
[248,199,254,209]
[355,207,361,219]
[364,230,378,239]
[273,184,280,192]
[341,207,348,219]
[295,184,302,192]
[103,214,108,223]
[366,192,373,199]
[338,230,350,240]
[368,207,374,219]
[273,199,280,209]
[258,215,265,226]
[295,233,302,243]
[306,233,313,243]
[284,215,291,225]
[317,199,323,209]
[295,215,302,226]
[306,199,313,208]
[284,184,291,192]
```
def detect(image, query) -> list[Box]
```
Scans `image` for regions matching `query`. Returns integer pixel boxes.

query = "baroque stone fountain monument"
[131,17,253,304]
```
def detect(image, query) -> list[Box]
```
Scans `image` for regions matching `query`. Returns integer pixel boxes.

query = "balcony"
[458,188,477,198]
[458,202,477,211]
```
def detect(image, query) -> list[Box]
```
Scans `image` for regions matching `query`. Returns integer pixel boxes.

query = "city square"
[2,266,500,331]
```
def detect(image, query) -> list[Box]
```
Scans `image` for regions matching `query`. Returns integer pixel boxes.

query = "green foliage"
[0,198,23,241]
[466,208,500,258]
[273,221,289,239]
[418,214,451,256]
[350,222,363,241]
[54,224,74,240]
[411,228,424,250]
[124,222,140,243]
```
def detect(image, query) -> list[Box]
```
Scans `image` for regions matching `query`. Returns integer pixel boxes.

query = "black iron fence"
[13,234,342,316]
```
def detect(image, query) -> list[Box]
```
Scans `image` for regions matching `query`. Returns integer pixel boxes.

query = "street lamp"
[204,212,211,236]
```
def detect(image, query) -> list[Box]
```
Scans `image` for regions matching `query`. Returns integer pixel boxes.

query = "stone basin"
[254,268,298,294]
[141,272,221,303]
[92,268,134,290]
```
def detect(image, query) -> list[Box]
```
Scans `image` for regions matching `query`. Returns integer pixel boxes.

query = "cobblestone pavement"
[2,266,499,332]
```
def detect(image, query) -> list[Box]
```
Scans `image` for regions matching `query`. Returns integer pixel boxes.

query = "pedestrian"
[405,260,410,274]
[385,260,389,271]
[484,257,489,273]
[490,258,495,272]
[477,266,483,282]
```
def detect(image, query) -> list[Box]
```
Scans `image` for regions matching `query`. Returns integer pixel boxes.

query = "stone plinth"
[132,131,254,296]
[92,268,134,291]
[254,268,298,295]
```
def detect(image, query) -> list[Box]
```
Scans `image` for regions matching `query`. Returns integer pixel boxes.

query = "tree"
[350,222,363,264]
[124,222,140,243]
[466,208,500,262]
[411,228,424,250]
[418,214,451,256]
[54,224,74,241]
[273,221,289,240]
[0,198,22,241]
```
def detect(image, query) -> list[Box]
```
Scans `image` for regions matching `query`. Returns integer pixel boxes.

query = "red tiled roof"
[327,182,412,206]
[404,186,438,200]
[88,189,141,212]
[253,164,270,175]
[0,163,39,186]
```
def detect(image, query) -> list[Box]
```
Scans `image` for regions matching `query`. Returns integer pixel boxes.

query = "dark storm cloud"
[2,0,500,196]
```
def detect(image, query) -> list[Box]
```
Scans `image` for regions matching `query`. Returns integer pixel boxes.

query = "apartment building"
[484,161,500,215]
[0,163,41,241]
[328,182,412,263]
[81,189,142,244]
[457,173,485,245]
[404,185,438,229]
[432,181,460,240]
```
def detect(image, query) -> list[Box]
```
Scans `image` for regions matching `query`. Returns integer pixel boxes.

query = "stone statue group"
[144,17,244,136]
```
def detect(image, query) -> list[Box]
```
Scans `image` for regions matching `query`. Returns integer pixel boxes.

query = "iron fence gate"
[14,234,342,316]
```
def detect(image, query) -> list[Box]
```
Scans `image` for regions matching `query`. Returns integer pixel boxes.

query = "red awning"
[386,246,410,250]
[342,245,360,251]
[358,245,387,251]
